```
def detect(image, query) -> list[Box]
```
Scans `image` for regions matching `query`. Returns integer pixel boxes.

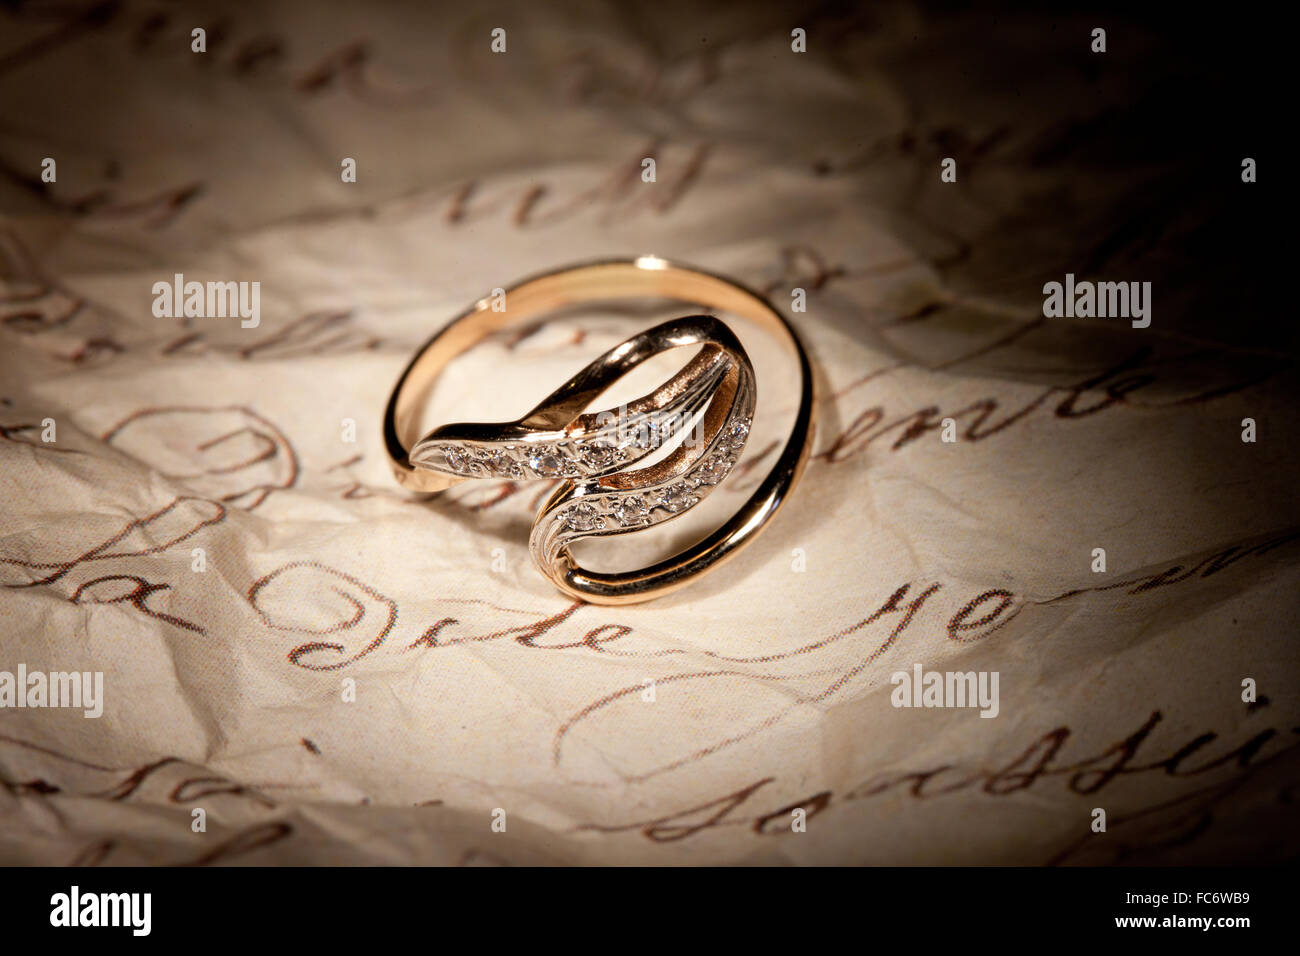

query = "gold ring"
[382,257,816,605]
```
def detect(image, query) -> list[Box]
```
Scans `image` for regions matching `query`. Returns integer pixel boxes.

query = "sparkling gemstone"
[612,494,648,526]
[694,454,732,486]
[623,417,661,451]
[725,420,751,452]
[481,449,521,479]
[563,502,604,532]
[659,483,697,513]
[528,449,564,477]
[442,445,469,472]
[580,440,617,469]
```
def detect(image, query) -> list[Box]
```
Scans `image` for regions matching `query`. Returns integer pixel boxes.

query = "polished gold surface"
[382,257,816,604]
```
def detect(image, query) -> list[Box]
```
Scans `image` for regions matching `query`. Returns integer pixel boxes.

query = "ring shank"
[384,257,816,604]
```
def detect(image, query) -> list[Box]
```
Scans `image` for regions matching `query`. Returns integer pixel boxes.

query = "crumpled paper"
[1,0,1295,865]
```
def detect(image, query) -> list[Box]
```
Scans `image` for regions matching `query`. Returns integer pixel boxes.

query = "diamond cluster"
[415,408,694,481]
[553,417,751,533]
[423,437,626,480]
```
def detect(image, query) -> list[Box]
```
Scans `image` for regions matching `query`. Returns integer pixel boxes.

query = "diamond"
[579,440,617,470]
[442,445,469,472]
[659,483,698,513]
[528,448,565,477]
[724,419,750,452]
[480,449,521,479]
[563,502,604,532]
[622,417,661,451]
[611,494,648,526]
[694,454,732,486]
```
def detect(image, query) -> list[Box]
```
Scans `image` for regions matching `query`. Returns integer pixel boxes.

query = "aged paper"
[0,1,1295,865]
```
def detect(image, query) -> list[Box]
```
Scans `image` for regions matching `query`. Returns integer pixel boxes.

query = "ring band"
[383,257,816,605]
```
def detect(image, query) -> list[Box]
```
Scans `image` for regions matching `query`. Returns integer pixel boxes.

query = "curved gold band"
[382,257,816,604]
